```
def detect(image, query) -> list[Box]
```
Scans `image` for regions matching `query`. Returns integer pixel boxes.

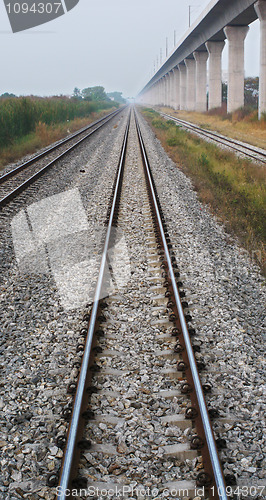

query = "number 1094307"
[6,2,62,14]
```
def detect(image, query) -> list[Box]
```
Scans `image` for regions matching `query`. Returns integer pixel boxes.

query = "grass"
[158,105,266,150]
[0,107,117,170]
[0,96,117,149]
[141,107,266,274]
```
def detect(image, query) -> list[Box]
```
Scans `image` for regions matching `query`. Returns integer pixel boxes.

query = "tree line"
[72,86,126,104]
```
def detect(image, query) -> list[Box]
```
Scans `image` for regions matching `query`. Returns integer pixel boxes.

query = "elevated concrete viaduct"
[138,0,266,118]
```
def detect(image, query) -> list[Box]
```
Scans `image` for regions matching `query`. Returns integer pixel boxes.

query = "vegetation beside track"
[158,106,266,150]
[141,108,266,274]
[0,96,118,168]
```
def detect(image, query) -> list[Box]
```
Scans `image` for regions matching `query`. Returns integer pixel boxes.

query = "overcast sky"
[0,0,260,98]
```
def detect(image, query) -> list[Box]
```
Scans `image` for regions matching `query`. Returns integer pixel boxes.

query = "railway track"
[52,108,229,500]
[159,112,266,165]
[0,107,124,208]
[0,105,264,500]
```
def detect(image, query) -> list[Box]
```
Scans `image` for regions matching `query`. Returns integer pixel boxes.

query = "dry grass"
[141,107,266,274]
[0,108,116,171]
[158,106,266,150]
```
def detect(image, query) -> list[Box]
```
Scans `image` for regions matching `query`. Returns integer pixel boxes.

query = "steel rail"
[0,107,126,209]
[0,107,124,185]
[160,112,266,164]
[57,110,131,500]
[134,108,228,500]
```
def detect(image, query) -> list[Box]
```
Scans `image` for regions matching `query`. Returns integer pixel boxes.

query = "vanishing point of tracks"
[51,108,229,500]
[159,112,266,165]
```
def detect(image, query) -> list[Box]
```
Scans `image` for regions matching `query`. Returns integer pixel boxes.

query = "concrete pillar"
[162,76,166,106]
[161,79,164,105]
[151,86,155,105]
[165,77,168,106]
[173,67,180,110]
[158,80,161,105]
[162,79,165,105]
[224,25,249,113]
[166,73,171,107]
[163,75,167,106]
[178,63,187,110]
[153,84,156,105]
[161,77,165,106]
[157,82,161,105]
[193,51,208,112]
[184,58,196,111]
[169,70,175,108]
[255,0,266,118]
[160,79,164,105]
[152,86,156,105]
[205,41,225,110]
[168,71,173,108]
[168,72,172,107]
[165,76,169,106]
[155,84,159,105]
[155,82,159,105]
[153,86,156,105]
[157,81,160,105]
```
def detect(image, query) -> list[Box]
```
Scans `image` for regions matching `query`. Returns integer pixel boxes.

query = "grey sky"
[0,0,260,98]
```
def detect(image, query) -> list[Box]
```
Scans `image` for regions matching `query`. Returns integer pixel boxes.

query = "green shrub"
[167,136,181,147]
[232,106,256,121]
[166,119,176,127]
[198,153,210,169]
[142,107,156,114]
[151,118,169,130]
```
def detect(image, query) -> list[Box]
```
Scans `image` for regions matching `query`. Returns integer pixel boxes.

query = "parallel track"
[159,112,266,165]
[55,108,228,500]
[0,107,124,208]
